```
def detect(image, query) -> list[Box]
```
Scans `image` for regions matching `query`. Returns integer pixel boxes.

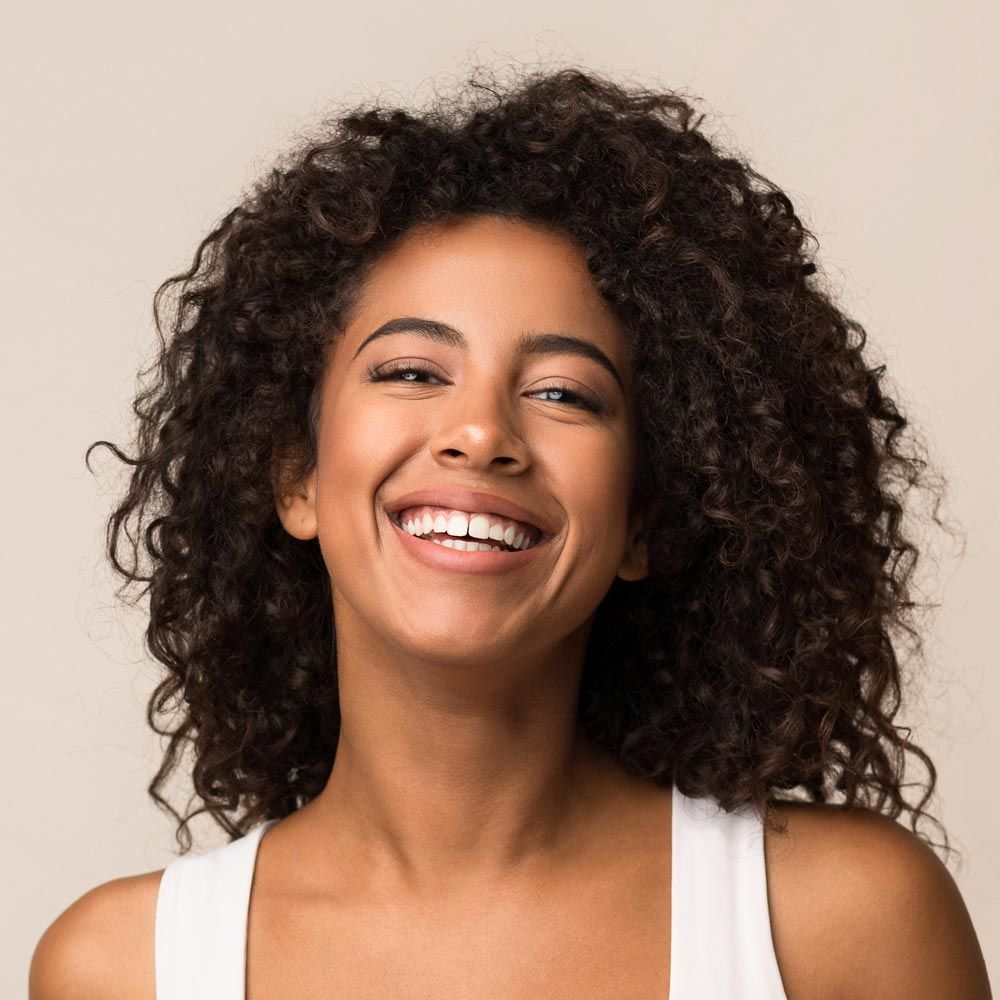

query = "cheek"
[312,401,400,561]
[554,433,633,516]
[318,399,402,490]
[545,435,635,572]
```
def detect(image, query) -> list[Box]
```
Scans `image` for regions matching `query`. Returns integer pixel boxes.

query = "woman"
[31,65,992,998]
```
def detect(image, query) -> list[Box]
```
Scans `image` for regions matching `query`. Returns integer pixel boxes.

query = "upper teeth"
[395,506,540,550]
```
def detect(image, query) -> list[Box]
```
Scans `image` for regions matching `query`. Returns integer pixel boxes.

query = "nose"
[426,376,530,472]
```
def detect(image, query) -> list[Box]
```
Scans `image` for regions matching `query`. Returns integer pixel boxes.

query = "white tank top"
[154,783,788,998]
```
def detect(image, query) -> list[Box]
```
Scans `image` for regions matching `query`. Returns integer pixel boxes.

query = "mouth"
[387,507,551,553]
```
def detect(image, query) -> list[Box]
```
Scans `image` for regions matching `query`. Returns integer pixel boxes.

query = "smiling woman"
[30,64,991,999]
[273,216,651,626]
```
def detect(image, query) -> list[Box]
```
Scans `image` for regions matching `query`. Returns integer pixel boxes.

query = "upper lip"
[384,488,555,537]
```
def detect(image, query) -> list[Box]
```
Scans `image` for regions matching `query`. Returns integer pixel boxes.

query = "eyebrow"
[350,316,624,391]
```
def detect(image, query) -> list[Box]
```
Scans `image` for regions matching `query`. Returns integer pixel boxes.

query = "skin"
[272,212,652,892]
[250,213,664,996]
[28,215,994,999]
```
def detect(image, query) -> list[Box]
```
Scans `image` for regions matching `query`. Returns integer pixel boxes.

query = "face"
[277,214,648,669]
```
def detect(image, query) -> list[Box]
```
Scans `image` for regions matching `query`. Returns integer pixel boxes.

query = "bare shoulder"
[763,799,993,1000]
[29,868,164,1000]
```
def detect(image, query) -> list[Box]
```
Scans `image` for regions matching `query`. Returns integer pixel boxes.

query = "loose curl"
[86,63,957,859]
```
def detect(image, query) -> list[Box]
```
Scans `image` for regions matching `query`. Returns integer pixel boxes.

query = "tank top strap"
[155,819,278,1000]
[670,783,788,999]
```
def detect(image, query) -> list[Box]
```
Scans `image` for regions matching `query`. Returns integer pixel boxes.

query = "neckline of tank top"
[233,784,783,1000]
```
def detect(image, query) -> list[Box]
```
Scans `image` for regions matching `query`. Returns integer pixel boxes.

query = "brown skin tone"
[272,213,651,890]
[252,214,666,997]
[29,215,993,999]
[247,214,667,995]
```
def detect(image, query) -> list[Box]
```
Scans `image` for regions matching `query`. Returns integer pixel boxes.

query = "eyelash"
[364,361,605,414]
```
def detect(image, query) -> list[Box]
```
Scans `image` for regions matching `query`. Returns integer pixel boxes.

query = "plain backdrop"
[2,1,997,994]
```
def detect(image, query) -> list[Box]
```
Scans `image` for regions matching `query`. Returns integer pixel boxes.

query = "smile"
[386,508,552,575]
[390,506,544,551]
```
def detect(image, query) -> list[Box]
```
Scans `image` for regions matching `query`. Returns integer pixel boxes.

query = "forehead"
[344,215,626,355]
[371,214,589,283]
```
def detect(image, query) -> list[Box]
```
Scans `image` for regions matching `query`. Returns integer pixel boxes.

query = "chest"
[245,867,672,1000]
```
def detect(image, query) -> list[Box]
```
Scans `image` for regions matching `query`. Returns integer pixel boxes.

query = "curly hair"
[86,63,957,859]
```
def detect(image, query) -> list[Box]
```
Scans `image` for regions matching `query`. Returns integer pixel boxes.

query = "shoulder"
[29,869,164,1000]
[763,800,992,1000]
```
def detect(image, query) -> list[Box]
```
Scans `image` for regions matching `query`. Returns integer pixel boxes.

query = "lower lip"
[386,512,550,575]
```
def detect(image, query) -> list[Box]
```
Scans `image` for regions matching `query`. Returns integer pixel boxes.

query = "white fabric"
[155,785,788,998]
[154,818,278,1000]
[669,783,788,998]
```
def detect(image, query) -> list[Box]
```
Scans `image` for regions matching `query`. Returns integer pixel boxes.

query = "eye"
[527,384,604,414]
[365,361,605,414]
[364,360,446,387]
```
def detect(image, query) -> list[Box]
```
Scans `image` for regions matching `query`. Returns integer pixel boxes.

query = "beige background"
[2,1,997,994]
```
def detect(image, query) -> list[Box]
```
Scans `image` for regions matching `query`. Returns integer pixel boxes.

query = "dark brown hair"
[86,63,957,859]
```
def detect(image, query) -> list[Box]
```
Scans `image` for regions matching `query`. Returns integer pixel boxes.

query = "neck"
[298,607,626,902]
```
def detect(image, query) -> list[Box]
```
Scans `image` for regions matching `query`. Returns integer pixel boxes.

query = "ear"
[275,465,319,541]
[617,500,650,582]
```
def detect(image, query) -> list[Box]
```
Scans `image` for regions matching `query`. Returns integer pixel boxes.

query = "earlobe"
[617,507,650,582]
[617,538,649,582]
[275,467,319,541]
